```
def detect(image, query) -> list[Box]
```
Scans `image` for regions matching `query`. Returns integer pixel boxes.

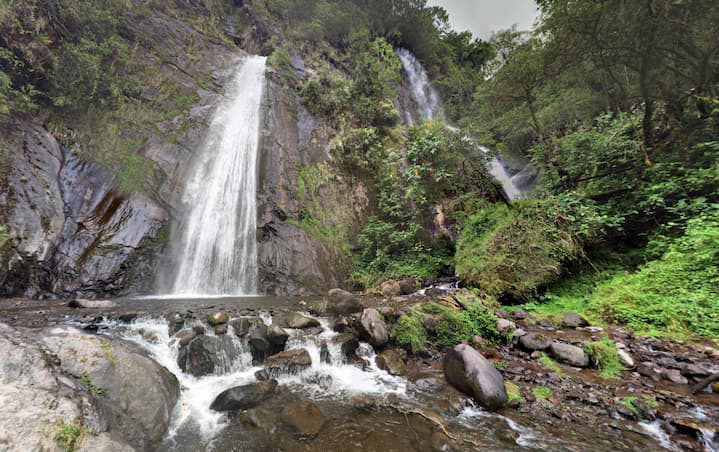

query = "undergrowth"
[585,337,623,378]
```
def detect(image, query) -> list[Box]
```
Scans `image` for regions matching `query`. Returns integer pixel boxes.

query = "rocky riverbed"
[0,290,717,451]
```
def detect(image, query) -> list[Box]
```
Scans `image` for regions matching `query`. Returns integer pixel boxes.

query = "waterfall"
[397,48,443,123]
[397,49,530,199]
[170,55,266,296]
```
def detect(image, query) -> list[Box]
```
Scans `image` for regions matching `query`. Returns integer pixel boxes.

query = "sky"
[426,0,539,39]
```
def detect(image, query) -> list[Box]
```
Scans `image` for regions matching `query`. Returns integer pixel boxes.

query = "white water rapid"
[170,56,266,296]
[397,48,528,199]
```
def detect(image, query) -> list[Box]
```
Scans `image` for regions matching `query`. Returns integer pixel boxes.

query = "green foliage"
[585,337,623,379]
[431,295,501,346]
[455,196,605,299]
[392,309,427,354]
[619,396,641,417]
[55,420,84,452]
[589,208,719,340]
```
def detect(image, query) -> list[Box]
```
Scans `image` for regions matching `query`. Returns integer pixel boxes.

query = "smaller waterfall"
[397,48,443,124]
[170,56,266,297]
[397,48,530,199]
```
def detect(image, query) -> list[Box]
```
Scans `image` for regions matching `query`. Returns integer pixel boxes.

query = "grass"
[505,381,525,404]
[55,420,85,452]
[619,396,640,417]
[585,337,623,378]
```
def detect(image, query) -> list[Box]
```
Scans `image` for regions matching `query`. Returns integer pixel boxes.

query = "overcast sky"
[427,0,539,39]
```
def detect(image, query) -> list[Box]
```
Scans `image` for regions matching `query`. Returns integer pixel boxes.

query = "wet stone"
[281,401,326,437]
[264,348,312,376]
[210,380,278,412]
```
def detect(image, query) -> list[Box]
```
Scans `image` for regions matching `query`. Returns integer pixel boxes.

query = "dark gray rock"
[549,342,590,367]
[681,363,711,378]
[326,288,364,315]
[637,362,663,381]
[210,380,278,411]
[249,324,272,354]
[267,323,289,346]
[512,309,529,320]
[177,335,241,377]
[562,312,589,328]
[332,333,359,357]
[519,333,552,351]
[264,348,312,376]
[663,368,689,385]
[280,401,325,437]
[358,308,389,347]
[376,349,406,376]
[230,317,264,337]
[281,312,320,329]
[443,344,507,410]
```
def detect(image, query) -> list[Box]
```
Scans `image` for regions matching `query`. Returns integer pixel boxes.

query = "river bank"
[0,291,717,451]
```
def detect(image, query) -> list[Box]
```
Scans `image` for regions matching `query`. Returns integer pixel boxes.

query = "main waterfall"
[170,56,266,296]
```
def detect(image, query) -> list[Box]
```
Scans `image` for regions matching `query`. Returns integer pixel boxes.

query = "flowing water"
[397,48,532,199]
[169,55,266,297]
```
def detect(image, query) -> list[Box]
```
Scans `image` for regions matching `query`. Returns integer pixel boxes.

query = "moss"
[539,353,562,375]
[533,385,552,401]
[428,293,501,347]
[585,337,623,378]
[505,381,525,404]
[619,396,641,417]
[392,309,427,354]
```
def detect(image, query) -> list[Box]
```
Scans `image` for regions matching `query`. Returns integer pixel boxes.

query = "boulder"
[398,278,417,295]
[332,333,360,357]
[637,362,663,381]
[5,324,180,451]
[663,368,689,385]
[376,349,406,376]
[561,312,589,328]
[178,335,241,377]
[281,401,325,437]
[519,333,552,351]
[230,317,264,337]
[327,288,363,315]
[380,280,401,296]
[210,380,278,411]
[168,316,185,335]
[282,312,320,329]
[264,348,312,376]
[358,308,389,347]
[207,312,230,326]
[497,318,516,335]
[173,328,200,347]
[617,349,635,368]
[443,344,507,410]
[117,312,138,323]
[548,342,590,367]
[249,324,272,354]
[512,309,529,321]
[681,363,711,378]
[267,324,289,346]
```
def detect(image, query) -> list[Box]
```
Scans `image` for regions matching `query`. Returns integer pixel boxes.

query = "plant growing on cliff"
[55,419,85,452]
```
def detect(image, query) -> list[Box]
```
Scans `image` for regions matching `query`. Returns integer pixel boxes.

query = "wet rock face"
[376,349,407,376]
[0,122,168,298]
[0,323,179,451]
[210,380,278,412]
[326,289,364,315]
[264,348,312,377]
[443,344,507,410]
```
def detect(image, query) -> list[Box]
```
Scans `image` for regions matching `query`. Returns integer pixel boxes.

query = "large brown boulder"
[443,344,507,410]
[264,348,312,376]
[326,288,363,315]
[210,380,278,412]
[358,308,389,347]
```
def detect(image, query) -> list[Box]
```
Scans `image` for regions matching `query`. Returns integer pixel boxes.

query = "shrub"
[55,420,84,452]
[455,196,605,299]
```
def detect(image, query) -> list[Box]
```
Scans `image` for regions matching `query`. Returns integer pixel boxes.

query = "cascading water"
[397,48,443,124]
[170,56,266,296]
[397,48,530,199]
